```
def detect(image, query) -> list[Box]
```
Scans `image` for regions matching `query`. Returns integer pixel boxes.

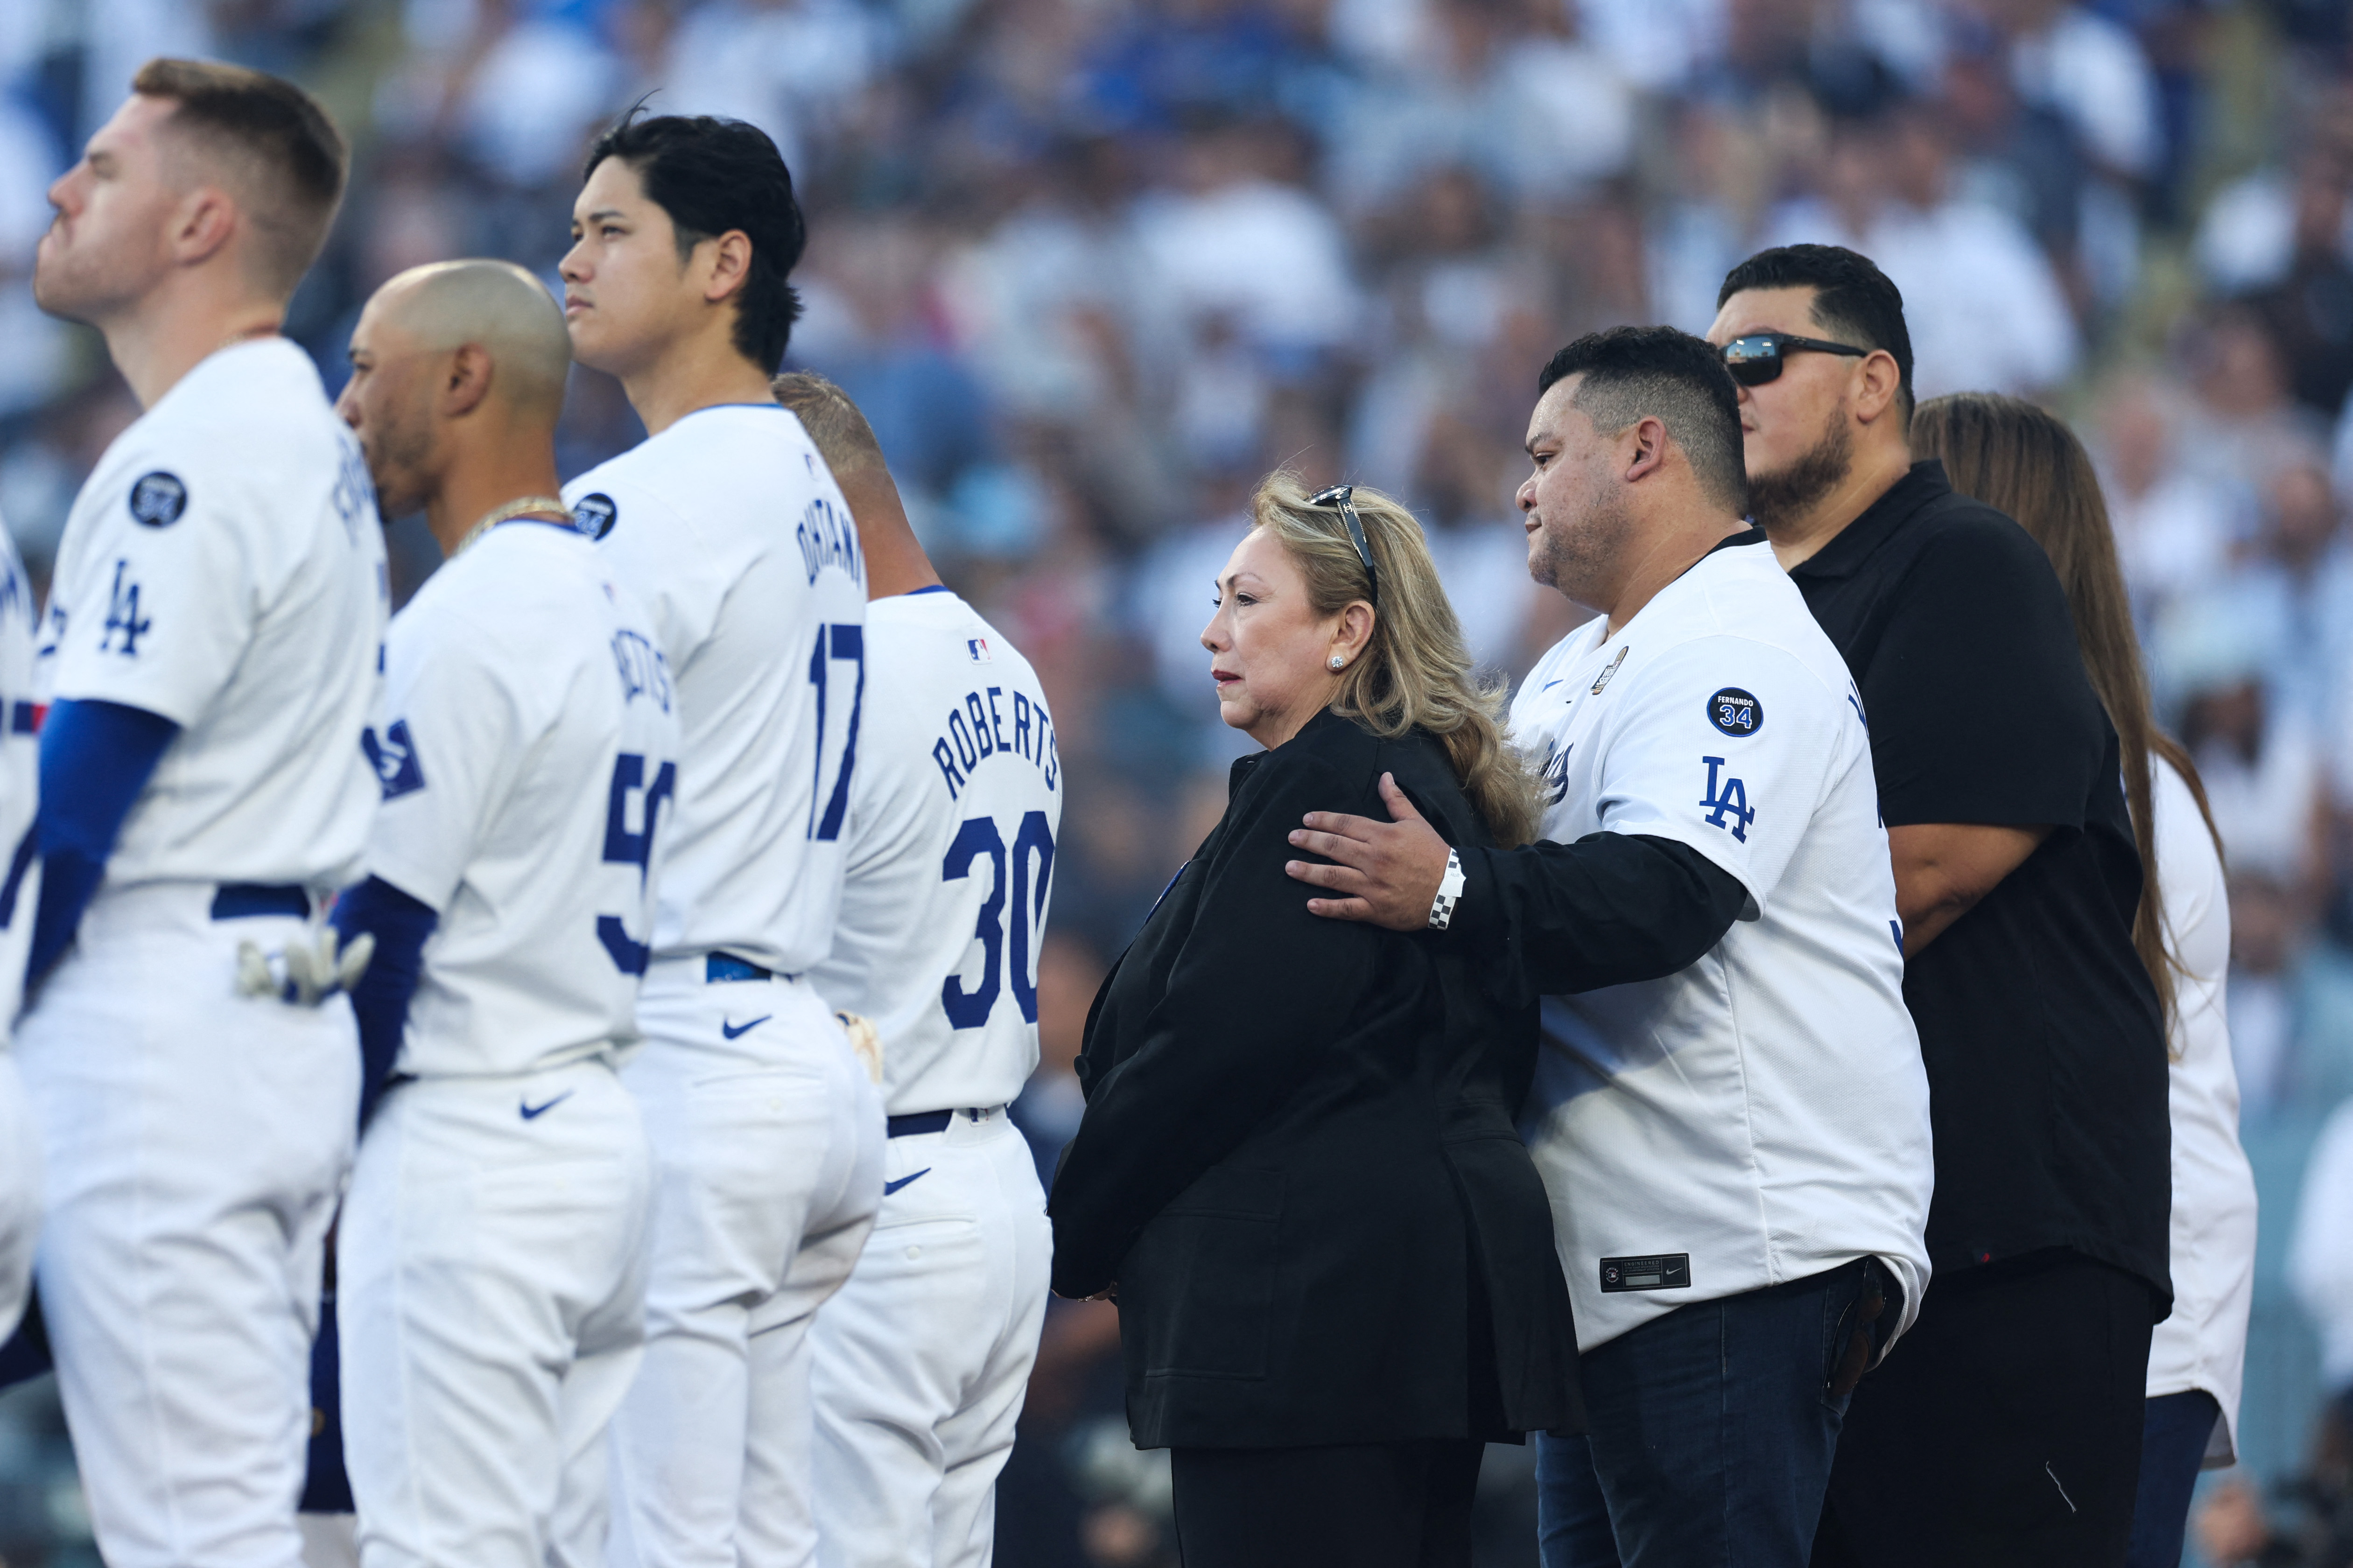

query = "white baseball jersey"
[0,522,40,1027]
[1510,533,1935,1352]
[36,338,387,891]
[808,588,1061,1114]
[566,405,866,974]
[361,519,680,1079]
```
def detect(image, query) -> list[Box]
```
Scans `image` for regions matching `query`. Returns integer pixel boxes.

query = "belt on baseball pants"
[706,952,799,983]
[210,883,310,920]
[886,1106,1005,1138]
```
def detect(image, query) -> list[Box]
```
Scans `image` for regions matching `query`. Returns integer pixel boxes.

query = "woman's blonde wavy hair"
[1250,469,1543,848]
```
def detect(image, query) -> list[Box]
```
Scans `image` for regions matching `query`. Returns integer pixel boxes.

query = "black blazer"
[1049,709,1582,1450]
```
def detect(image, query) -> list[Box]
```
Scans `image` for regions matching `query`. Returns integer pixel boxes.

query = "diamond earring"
[1330,655,1345,669]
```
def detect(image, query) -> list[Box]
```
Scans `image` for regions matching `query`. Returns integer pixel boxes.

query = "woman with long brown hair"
[1913,392,2255,1568]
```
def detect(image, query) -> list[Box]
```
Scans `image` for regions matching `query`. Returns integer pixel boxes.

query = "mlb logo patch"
[361,719,426,800]
[967,637,992,664]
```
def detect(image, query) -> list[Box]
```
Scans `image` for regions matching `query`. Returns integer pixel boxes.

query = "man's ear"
[701,229,754,307]
[1623,414,1670,484]
[167,185,238,269]
[442,343,494,419]
[1852,350,1904,427]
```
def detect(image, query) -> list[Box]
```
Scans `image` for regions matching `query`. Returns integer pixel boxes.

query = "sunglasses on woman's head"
[1307,483,1379,608]
[1719,332,1869,387]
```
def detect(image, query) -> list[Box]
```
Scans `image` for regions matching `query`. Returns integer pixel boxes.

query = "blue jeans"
[2125,1391,2220,1568]
[1536,1259,1876,1568]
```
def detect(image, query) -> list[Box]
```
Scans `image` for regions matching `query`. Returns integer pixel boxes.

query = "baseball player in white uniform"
[559,113,883,1566]
[1285,328,1932,1567]
[325,260,674,1568]
[775,374,1059,1568]
[0,518,41,1345]
[18,60,387,1568]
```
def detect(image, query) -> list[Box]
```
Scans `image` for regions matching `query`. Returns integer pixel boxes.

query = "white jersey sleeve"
[39,340,388,890]
[1586,634,1859,921]
[807,592,1061,1114]
[0,524,39,1030]
[567,405,866,974]
[365,522,679,1078]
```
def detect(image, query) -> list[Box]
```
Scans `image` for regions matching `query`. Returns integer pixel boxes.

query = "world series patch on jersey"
[808,588,1062,1115]
[565,404,866,977]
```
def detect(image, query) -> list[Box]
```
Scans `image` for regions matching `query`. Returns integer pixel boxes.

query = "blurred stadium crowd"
[3,0,2353,1562]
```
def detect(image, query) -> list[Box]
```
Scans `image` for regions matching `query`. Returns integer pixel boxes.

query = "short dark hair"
[1716,243,1915,422]
[583,111,807,373]
[132,57,347,298]
[1537,326,1748,513]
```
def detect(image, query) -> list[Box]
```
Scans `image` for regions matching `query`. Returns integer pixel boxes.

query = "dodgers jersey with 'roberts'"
[1510,532,1934,1352]
[808,589,1061,1115]
[0,523,38,1023]
[37,338,387,891]
[362,520,679,1078]
[566,405,865,975]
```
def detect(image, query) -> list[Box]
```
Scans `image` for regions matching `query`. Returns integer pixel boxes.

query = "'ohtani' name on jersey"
[796,496,864,588]
[932,686,1057,800]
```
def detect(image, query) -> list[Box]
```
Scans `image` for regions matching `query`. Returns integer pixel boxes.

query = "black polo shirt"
[1790,459,2170,1307]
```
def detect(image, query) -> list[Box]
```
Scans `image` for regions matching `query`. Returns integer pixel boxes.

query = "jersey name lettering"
[930,686,1058,800]
[795,495,864,588]
[610,628,673,713]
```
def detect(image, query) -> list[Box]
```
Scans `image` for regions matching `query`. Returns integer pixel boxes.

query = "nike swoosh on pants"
[884,1168,932,1196]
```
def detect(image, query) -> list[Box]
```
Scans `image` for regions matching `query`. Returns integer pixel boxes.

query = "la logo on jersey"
[1700,756,1754,842]
[967,637,992,664]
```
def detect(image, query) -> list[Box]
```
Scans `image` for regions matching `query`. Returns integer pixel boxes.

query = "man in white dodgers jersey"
[1284,328,1932,1568]
[325,259,675,1568]
[777,374,1060,1568]
[17,58,387,1568]
[0,518,40,1349]
[559,112,883,1567]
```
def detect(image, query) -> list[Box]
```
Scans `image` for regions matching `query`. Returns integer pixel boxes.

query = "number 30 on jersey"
[942,811,1055,1028]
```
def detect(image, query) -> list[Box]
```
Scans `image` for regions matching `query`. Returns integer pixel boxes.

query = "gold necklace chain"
[453,495,571,556]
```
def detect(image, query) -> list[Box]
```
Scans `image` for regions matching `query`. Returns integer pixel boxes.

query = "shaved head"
[373,259,571,420]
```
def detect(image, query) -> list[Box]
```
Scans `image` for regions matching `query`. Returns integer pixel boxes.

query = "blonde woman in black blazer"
[1049,473,1580,1568]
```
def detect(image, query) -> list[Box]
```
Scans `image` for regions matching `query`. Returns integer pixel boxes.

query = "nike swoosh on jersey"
[721,1015,772,1040]
[884,1168,932,1196]
[519,1092,574,1121]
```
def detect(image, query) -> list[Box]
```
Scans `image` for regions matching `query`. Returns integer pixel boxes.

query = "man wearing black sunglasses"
[1704,244,2171,1568]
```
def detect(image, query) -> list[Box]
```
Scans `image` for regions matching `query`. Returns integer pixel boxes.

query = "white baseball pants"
[812,1106,1051,1568]
[608,963,884,1568]
[339,1057,653,1568]
[0,1051,39,1340]
[16,884,358,1568]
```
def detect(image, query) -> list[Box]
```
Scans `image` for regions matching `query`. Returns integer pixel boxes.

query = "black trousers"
[1170,1439,1486,1568]
[1812,1250,2158,1568]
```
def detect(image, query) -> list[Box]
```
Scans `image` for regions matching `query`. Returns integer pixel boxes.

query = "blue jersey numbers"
[941,808,1056,1028]
[598,750,676,974]
[808,623,864,841]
